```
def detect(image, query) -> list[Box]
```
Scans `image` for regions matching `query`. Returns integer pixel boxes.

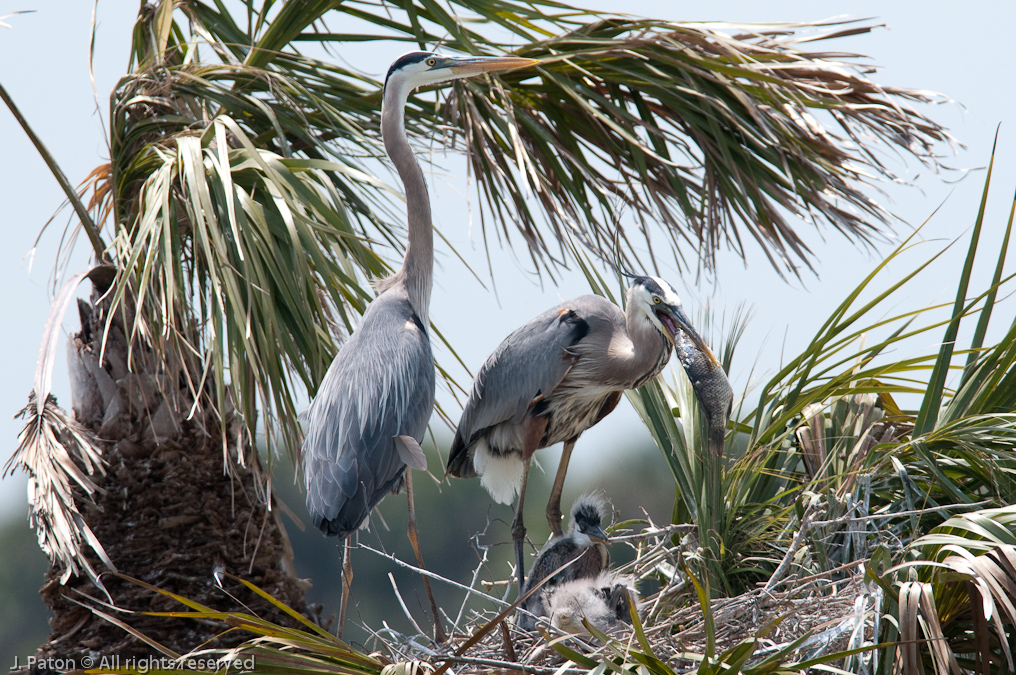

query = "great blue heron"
[519,494,611,629]
[447,276,729,587]
[546,571,639,634]
[301,50,538,633]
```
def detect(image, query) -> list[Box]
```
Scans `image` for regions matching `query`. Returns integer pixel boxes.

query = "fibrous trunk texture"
[35,285,308,659]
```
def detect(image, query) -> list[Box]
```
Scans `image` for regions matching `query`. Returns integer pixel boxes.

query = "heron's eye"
[653,296,662,304]
[426,58,437,66]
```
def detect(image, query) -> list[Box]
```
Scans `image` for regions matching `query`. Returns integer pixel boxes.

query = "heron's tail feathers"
[473,440,523,505]
[445,431,478,478]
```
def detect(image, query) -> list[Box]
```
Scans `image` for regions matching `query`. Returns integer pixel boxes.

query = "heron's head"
[570,493,609,543]
[385,51,539,93]
[628,276,719,366]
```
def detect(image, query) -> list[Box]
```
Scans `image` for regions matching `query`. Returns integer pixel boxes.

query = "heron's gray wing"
[448,297,610,474]
[303,293,435,539]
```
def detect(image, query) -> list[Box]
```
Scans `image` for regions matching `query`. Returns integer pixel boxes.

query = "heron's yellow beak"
[448,56,540,75]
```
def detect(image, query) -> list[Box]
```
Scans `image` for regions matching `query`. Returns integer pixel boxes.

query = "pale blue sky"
[2,1,1016,522]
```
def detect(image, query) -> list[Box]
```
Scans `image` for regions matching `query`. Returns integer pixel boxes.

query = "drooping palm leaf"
[876,509,1016,672]
[447,17,950,276]
[303,3,953,275]
[3,271,113,588]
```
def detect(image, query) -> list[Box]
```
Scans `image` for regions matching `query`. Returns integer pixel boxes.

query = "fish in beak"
[657,304,721,368]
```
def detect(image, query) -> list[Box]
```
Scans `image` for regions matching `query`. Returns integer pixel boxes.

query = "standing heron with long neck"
[447,275,731,588]
[302,51,537,634]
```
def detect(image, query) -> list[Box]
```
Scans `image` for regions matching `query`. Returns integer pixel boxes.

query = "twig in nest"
[609,523,697,543]
[764,501,824,593]
[434,654,582,674]
[389,572,427,639]
[809,499,993,527]
[455,531,494,632]
[368,625,438,662]
[499,620,517,662]
[360,543,510,608]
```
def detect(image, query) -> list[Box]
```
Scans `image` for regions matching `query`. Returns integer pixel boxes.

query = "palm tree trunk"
[35,284,307,660]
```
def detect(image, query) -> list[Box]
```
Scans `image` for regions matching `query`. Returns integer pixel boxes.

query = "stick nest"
[363,521,876,673]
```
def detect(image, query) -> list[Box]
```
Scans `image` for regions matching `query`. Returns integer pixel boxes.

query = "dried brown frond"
[5,393,113,587]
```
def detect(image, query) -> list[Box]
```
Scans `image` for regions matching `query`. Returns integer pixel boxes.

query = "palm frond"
[875,510,1016,672]
[3,271,113,587]
[448,17,951,276]
[7,395,112,589]
[68,573,389,675]
[108,111,391,460]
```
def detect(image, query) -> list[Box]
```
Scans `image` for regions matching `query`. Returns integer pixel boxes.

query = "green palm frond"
[70,572,391,675]
[448,17,950,276]
[108,112,388,460]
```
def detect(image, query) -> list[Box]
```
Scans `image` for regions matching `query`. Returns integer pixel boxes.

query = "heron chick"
[547,572,639,635]
[519,494,611,630]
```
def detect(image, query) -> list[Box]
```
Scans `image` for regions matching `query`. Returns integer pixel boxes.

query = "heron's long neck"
[619,298,672,386]
[382,78,433,323]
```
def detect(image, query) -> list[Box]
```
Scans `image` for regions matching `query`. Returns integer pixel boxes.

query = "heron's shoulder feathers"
[450,298,599,452]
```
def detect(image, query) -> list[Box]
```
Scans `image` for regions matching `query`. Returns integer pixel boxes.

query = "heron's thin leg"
[338,539,353,639]
[511,458,531,592]
[546,438,577,537]
[513,416,547,593]
[405,470,447,643]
